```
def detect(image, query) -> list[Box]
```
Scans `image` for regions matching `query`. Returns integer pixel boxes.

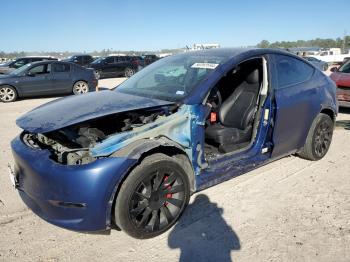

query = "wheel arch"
[0,84,19,96]
[320,107,336,122]
[73,79,88,86]
[298,107,336,154]
[0,84,20,94]
[106,137,195,229]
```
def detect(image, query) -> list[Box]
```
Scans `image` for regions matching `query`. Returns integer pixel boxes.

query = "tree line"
[256,36,350,50]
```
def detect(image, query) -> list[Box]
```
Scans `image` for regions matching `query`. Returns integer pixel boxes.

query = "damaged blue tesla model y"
[10,48,337,239]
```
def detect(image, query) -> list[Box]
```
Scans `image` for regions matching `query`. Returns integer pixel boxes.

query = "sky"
[0,0,349,52]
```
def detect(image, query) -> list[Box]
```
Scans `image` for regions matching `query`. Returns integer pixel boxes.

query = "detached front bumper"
[11,136,136,232]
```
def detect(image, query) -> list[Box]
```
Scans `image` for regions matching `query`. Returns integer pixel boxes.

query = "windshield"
[116,53,230,102]
[10,63,32,75]
[338,60,350,73]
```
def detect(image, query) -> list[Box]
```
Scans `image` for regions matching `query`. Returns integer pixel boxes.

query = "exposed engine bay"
[22,105,178,165]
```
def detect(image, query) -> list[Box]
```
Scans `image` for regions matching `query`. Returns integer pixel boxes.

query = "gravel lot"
[1,77,350,261]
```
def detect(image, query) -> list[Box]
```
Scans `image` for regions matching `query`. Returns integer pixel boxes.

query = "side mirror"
[73,59,78,63]
[26,71,35,77]
[330,67,337,72]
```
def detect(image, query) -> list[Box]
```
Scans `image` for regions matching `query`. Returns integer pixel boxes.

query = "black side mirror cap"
[330,67,337,72]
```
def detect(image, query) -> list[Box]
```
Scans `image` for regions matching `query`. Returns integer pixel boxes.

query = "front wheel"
[72,81,89,95]
[115,153,190,239]
[0,85,17,102]
[298,113,334,160]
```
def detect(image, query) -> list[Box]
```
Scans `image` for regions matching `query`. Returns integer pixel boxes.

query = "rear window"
[275,55,314,88]
[53,63,70,73]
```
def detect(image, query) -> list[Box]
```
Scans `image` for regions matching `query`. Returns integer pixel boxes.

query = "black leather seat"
[205,69,261,152]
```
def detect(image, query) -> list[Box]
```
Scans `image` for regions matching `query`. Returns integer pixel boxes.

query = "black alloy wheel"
[298,113,334,161]
[129,169,186,232]
[313,118,333,158]
[115,153,190,239]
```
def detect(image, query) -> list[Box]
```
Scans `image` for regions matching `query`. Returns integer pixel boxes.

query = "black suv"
[63,54,94,67]
[89,56,139,79]
[0,56,57,74]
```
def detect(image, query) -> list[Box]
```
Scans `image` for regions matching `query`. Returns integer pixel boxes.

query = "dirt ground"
[1,77,350,262]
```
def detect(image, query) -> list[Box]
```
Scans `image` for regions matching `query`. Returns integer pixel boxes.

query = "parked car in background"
[0,61,97,102]
[143,54,159,65]
[310,48,350,64]
[9,48,337,239]
[89,56,138,79]
[63,54,94,67]
[304,56,328,71]
[330,59,350,107]
[0,56,57,75]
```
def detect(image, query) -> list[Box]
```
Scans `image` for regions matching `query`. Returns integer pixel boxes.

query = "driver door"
[17,63,53,96]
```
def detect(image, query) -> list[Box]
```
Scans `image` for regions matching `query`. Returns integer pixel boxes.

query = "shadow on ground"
[168,194,240,262]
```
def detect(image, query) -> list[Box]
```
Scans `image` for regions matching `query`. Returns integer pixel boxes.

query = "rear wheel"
[124,67,135,78]
[115,153,190,239]
[95,70,102,79]
[72,81,89,95]
[0,85,17,102]
[298,113,334,160]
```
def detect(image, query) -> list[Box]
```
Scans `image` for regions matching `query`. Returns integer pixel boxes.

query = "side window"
[13,59,27,68]
[83,56,92,64]
[28,64,50,75]
[53,63,70,73]
[275,55,314,89]
[105,57,115,64]
[31,58,43,62]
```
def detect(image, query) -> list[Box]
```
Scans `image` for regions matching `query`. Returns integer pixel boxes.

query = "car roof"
[26,60,74,67]
[17,56,55,59]
[178,47,295,59]
[70,54,92,57]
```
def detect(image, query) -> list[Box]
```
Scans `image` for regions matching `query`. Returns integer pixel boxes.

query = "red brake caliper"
[164,175,172,206]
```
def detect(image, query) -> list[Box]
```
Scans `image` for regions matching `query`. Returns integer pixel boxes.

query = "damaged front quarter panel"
[91,105,193,156]
[91,104,209,175]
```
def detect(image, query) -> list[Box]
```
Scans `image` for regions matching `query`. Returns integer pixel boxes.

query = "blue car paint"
[10,48,338,233]
[11,135,137,231]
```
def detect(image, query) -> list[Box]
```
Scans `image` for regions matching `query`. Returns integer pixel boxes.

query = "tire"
[0,85,17,102]
[322,63,328,71]
[95,70,102,79]
[124,67,135,78]
[115,153,190,239]
[72,81,89,95]
[298,113,334,161]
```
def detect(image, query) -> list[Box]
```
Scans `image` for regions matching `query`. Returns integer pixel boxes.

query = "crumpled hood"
[16,90,174,133]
